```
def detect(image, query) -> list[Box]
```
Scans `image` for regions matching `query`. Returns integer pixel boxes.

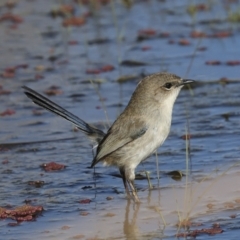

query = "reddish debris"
[138,28,156,36]
[59,4,74,15]
[178,39,191,46]
[234,198,240,203]
[181,134,191,140]
[137,28,157,40]
[159,32,170,38]
[0,86,11,95]
[205,60,222,65]
[80,211,89,216]
[62,16,85,27]
[68,40,79,45]
[176,225,223,237]
[44,86,63,96]
[15,64,28,69]
[0,147,9,152]
[0,13,23,24]
[197,46,207,51]
[61,225,71,230]
[79,199,91,204]
[1,67,15,78]
[101,65,115,72]
[50,4,75,18]
[4,67,15,72]
[141,46,151,51]
[35,74,44,80]
[32,109,43,116]
[86,69,101,74]
[190,30,206,38]
[28,181,45,188]
[224,202,235,208]
[0,109,16,117]
[226,60,240,66]
[2,158,9,164]
[83,11,92,18]
[209,31,232,38]
[1,64,28,78]
[0,205,43,224]
[195,4,209,11]
[86,65,115,74]
[41,162,66,171]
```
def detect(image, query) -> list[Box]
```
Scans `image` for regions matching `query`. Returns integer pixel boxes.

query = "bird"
[22,72,194,202]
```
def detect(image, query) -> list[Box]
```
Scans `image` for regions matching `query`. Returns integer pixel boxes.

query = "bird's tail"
[22,86,105,143]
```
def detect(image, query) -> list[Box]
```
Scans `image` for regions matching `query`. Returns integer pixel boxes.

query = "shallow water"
[1,0,240,239]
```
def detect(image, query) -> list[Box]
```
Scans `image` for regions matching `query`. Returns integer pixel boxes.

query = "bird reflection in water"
[121,189,164,240]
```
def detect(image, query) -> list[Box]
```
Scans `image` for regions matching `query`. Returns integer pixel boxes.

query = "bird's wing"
[91,117,148,167]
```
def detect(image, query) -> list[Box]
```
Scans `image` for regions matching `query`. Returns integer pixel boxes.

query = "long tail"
[22,86,105,143]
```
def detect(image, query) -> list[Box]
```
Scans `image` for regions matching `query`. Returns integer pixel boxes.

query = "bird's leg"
[119,168,130,196]
[145,171,153,189]
[127,180,140,203]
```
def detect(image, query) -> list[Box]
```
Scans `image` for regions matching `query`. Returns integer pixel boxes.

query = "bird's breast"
[102,118,171,169]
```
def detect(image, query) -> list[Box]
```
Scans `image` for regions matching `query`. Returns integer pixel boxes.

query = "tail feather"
[22,86,105,143]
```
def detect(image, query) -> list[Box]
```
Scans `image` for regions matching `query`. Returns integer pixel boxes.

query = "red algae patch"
[41,162,66,171]
[44,86,63,96]
[176,224,223,237]
[0,205,43,225]
[79,199,91,204]
[0,109,16,116]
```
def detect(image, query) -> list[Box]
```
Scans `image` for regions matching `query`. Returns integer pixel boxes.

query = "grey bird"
[22,72,194,202]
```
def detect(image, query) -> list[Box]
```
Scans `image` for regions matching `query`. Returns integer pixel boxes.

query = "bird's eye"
[164,83,172,89]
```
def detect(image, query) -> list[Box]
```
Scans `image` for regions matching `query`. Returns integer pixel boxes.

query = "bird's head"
[134,72,194,108]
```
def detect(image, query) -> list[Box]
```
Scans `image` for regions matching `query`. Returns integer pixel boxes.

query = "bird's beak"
[178,79,195,87]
